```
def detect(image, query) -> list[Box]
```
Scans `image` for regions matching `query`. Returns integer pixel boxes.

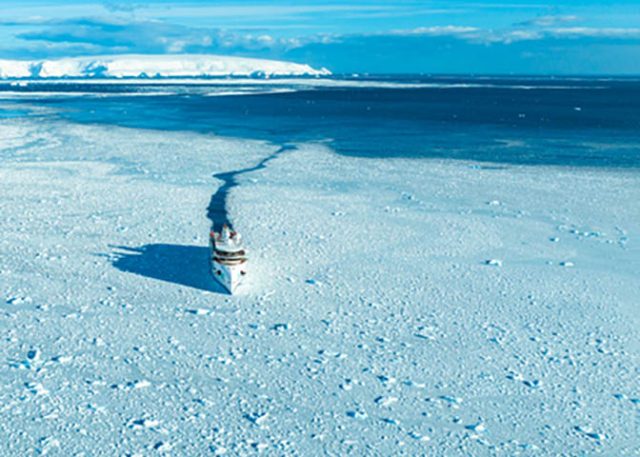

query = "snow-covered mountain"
[0,54,331,79]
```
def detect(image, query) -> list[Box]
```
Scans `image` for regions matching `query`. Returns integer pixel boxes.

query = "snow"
[0,54,330,79]
[0,59,32,79]
[0,113,638,455]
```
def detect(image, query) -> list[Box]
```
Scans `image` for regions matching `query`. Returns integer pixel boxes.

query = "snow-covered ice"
[0,113,638,455]
[0,54,330,79]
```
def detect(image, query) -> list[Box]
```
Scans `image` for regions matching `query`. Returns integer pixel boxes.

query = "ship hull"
[211,259,245,294]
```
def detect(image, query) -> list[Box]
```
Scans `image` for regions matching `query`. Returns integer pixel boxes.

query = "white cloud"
[516,15,579,27]
[386,24,640,44]
[166,40,187,53]
[395,26,479,36]
[136,4,401,18]
[549,27,640,38]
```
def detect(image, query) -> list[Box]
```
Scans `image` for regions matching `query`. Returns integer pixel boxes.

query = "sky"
[1,0,640,75]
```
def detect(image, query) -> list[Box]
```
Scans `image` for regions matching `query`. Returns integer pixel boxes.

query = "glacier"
[0,54,331,79]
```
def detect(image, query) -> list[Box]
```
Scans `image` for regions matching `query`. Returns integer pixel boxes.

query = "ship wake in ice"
[206,144,296,232]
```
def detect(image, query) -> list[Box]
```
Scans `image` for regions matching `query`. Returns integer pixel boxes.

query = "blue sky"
[1,0,640,74]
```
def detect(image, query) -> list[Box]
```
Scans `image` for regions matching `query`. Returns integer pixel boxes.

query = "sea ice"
[0,116,637,455]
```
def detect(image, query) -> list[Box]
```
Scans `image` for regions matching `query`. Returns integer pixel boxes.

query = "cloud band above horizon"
[1,0,639,75]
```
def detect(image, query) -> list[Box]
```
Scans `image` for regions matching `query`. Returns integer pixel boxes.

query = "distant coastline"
[0,54,330,79]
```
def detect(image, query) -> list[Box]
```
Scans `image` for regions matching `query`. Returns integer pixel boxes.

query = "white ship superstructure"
[210,225,247,294]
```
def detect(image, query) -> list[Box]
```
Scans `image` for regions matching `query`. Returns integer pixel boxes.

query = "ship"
[209,225,247,294]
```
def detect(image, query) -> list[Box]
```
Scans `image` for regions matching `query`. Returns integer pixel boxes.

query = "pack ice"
[0,111,638,456]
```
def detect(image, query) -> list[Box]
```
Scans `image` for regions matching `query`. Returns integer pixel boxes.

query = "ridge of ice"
[0,54,331,79]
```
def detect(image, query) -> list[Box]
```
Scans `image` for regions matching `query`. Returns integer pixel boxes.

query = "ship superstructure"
[209,225,247,293]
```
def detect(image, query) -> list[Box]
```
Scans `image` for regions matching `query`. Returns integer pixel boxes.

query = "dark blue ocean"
[2,76,639,167]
